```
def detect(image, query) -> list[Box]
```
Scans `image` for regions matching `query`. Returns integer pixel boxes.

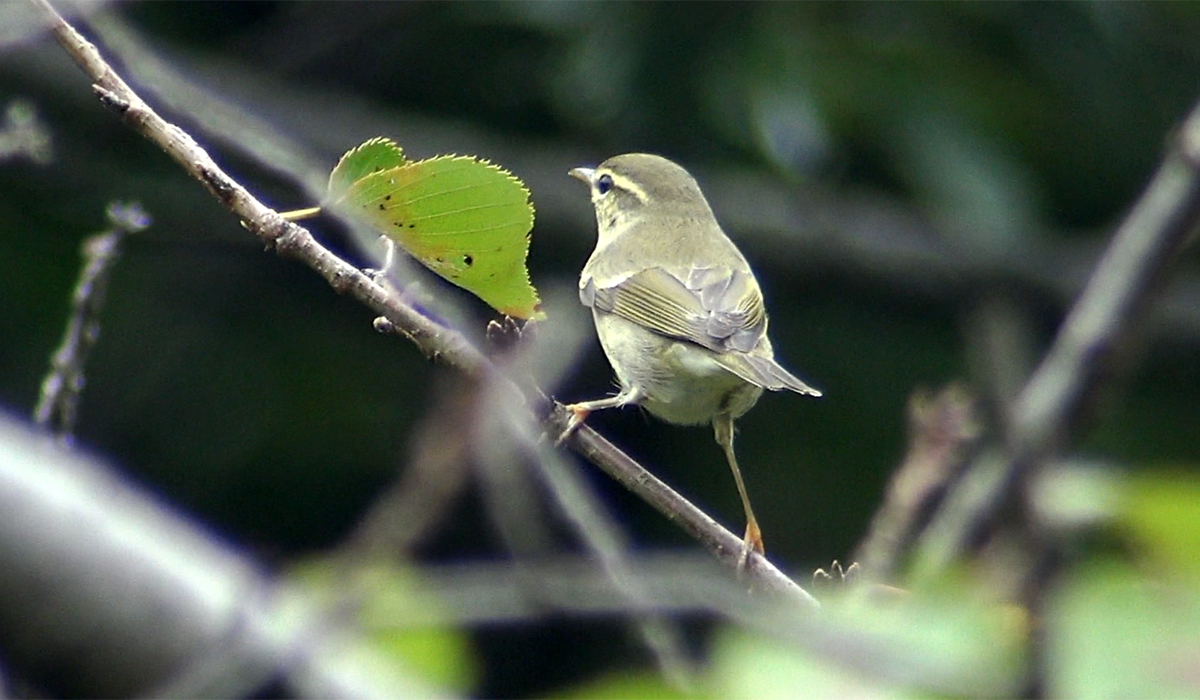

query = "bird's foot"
[554,404,591,446]
[736,521,765,573]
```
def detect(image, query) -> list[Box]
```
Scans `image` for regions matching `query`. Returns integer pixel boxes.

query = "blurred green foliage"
[292,559,480,693]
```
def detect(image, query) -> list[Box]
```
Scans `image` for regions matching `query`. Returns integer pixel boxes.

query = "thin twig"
[494,387,695,688]
[546,405,817,604]
[851,385,981,582]
[34,201,149,442]
[911,97,1200,581]
[339,376,477,558]
[30,0,817,606]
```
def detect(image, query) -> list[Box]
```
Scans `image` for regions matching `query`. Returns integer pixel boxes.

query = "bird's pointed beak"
[568,167,595,184]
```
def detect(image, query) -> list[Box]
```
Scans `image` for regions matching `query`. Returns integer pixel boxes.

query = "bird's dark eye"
[596,173,614,195]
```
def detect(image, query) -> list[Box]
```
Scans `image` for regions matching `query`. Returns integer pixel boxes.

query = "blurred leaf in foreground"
[553,671,701,700]
[1118,469,1200,576]
[290,558,479,694]
[1049,564,1200,699]
[708,581,1024,699]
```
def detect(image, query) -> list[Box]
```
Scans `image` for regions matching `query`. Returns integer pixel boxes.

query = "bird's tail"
[716,353,822,396]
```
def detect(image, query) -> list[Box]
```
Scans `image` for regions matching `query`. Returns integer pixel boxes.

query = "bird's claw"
[555,404,590,446]
[736,521,765,574]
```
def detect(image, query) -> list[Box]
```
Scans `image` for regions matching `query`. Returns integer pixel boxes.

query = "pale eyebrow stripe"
[605,172,650,204]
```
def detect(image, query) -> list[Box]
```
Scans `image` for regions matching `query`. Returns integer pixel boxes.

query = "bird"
[563,153,821,559]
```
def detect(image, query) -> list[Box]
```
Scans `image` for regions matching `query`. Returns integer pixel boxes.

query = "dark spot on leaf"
[393,221,403,228]
[378,203,385,211]
[408,223,415,228]
[463,254,473,266]
[384,194,392,201]
[436,256,444,263]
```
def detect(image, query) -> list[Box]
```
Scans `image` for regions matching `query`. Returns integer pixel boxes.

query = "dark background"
[3,2,1200,696]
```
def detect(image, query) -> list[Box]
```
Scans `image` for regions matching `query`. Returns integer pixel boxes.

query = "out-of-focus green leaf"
[289,559,479,693]
[1118,470,1200,575]
[552,671,702,700]
[1031,463,1121,532]
[708,583,1024,699]
[355,563,479,692]
[1048,564,1200,699]
[709,629,897,700]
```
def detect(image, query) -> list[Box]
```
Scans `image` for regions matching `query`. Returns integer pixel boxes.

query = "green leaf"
[709,629,889,700]
[552,671,702,699]
[289,559,479,693]
[328,143,543,320]
[1119,469,1200,576]
[1048,564,1200,698]
[357,565,479,692]
[709,583,1023,698]
[327,137,408,201]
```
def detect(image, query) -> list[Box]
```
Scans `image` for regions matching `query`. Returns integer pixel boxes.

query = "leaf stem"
[278,206,322,220]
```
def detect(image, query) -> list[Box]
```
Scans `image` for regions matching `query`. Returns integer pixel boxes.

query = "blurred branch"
[543,403,815,603]
[407,553,762,625]
[851,385,981,582]
[491,383,694,687]
[85,11,330,197]
[912,95,1200,580]
[0,403,1010,700]
[0,413,439,698]
[30,0,818,607]
[33,201,149,442]
[340,376,477,558]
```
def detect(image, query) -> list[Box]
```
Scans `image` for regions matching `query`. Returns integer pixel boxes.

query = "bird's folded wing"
[580,266,767,353]
[713,352,823,395]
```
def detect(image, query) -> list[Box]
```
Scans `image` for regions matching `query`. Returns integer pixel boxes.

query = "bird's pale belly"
[592,311,763,425]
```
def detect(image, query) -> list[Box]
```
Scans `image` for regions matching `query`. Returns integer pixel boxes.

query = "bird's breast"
[592,311,763,425]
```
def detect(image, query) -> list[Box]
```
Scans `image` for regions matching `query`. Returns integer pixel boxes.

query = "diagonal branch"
[0,414,442,699]
[28,0,817,607]
[912,96,1200,579]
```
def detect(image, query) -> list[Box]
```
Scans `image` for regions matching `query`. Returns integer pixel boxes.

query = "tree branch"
[912,95,1200,580]
[34,201,148,442]
[76,9,1200,353]
[28,0,817,606]
[851,385,981,582]
[0,413,441,698]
